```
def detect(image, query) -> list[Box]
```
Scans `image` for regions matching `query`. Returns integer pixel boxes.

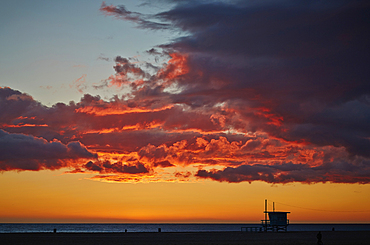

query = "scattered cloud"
[70,74,87,93]
[97,54,111,62]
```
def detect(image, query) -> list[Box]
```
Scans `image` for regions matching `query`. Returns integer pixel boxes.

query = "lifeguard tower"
[261,199,290,232]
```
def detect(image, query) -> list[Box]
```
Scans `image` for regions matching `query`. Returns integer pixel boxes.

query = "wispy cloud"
[100,1,171,30]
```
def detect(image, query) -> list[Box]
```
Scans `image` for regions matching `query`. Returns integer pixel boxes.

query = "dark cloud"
[0,129,97,171]
[1,0,369,184]
[196,159,370,184]
[1,85,369,183]
[114,56,146,77]
[84,160,149,174]
[0,87,42,125]
[146,48,162,56]
[101,0,370,159]
[85,161,103,172]
[154,160,174,167]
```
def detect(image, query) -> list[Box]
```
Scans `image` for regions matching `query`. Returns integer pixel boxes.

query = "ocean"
[0,223,369,233]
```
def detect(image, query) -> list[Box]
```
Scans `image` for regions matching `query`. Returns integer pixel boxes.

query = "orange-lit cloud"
[1,82,370,183]
[1,0,370,185]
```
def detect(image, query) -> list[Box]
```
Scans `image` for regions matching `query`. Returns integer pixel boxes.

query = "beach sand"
[1,231,369,245]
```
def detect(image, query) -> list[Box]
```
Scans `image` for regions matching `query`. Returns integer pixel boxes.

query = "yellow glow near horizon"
[0,170,369,223]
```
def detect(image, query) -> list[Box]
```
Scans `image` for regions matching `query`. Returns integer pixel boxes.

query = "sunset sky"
[1,0,369,223]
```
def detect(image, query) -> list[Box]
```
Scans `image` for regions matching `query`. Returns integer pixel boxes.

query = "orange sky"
[1,169,369,223]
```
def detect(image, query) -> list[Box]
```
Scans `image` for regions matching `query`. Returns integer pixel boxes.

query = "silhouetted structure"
[261,199,290,232]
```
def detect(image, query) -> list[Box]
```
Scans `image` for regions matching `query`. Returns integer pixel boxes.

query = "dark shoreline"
[1,231,369,245]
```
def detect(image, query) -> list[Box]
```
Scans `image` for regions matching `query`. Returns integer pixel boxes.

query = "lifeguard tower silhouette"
[261,199,290,232]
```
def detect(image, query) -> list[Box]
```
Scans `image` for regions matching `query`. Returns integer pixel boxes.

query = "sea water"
[0,223,369,233]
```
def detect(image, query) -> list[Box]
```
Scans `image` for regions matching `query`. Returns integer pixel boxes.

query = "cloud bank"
[0,128,96,171]
[1,0,369,184]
